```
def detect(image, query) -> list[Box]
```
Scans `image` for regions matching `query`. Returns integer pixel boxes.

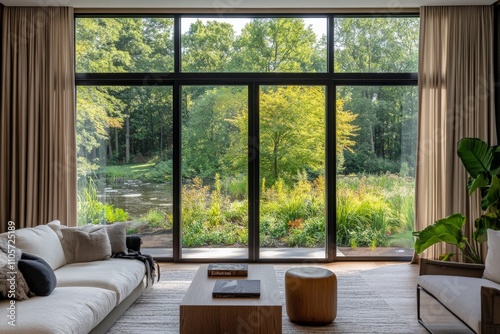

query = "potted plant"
[413,137,500,263]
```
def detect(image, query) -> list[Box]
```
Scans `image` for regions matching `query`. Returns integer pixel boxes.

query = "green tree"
[76,86,125,177]
[232,18,318,72]
[182,20,236,72]
[182,87,247,180]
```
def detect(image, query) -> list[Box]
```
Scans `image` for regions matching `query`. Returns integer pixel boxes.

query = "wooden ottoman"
[285,267,337,325]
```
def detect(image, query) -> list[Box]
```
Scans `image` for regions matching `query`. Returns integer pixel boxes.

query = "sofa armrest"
[481,286,500,333]
[419,258,485,277]
[126,235,142,252]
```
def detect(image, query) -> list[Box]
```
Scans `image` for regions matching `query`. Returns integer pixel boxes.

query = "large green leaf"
[468,173,489,196]
[413,213,465,254]
[457,138,493,179]
[482,175,500,211]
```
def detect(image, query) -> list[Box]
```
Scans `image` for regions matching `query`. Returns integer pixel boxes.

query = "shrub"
[143,160,173,183]
[104,205,129,223]
[224,176,247,200]
[77,178,130,225]
[141,209,168,229]
[287,217,325,247]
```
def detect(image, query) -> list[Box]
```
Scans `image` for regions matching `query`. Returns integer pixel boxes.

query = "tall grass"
[80,172,415,249]
[336,175,415,248]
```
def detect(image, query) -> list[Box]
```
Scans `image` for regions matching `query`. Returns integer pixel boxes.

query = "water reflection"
[97,180,173,219]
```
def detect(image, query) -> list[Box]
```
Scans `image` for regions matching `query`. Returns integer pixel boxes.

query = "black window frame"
[75,12,418,263]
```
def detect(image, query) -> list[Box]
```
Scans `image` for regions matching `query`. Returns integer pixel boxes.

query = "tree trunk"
[108,139,113,161]
[125,111,130,164]
[370,124,375,153]
[114,128,119,159]
[273,142,279,180]
[159,122,164,160]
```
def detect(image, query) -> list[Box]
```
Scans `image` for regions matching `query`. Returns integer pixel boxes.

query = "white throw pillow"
[14,225,66,270]
[483,229,500,284]
[47,220,66,240]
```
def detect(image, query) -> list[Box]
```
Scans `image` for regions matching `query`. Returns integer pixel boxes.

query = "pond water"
[98,180,173,219]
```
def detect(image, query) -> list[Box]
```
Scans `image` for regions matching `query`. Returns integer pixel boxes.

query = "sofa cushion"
[61,228,111,264]
[54,258,146,305]
[11,225,66,271]
[483,229,500,284]
[0,286,116,334]
[417,275,500,333]
[18,253,57,296]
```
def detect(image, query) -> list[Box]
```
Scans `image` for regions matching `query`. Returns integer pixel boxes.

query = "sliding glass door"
[259,85,327,259]
[181,86,249,259]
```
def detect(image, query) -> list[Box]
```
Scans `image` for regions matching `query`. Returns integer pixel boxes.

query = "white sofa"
[0,223,151,334]
[417,230,500,334]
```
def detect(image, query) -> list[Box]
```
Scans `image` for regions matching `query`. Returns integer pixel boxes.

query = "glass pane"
[334,17,419,73]
[259,86,326,259]
[181,18,326,73]
[76,86,173,257]
[76,17,174,73]
[336,86,417,257]
[181,86,248,259]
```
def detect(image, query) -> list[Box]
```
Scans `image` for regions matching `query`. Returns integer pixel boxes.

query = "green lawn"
[99,161,172,183]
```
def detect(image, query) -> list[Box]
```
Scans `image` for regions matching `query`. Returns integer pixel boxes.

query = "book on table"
[212,279,261,298]
[207,263,248,276]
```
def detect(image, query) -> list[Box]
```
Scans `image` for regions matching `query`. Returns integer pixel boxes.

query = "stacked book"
[208,264,260,298]
[207,263,248,276]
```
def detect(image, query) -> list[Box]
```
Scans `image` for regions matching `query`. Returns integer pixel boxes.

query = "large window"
[75,14,419,261]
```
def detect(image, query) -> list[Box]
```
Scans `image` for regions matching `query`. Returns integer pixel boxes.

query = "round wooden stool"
[285,267,337,325]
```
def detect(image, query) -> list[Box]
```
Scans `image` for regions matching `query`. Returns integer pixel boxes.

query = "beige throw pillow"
[483,229,500,284]
[85,223,128,254]
[61,228,111,264]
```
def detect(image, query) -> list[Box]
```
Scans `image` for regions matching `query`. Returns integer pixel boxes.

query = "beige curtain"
[0,7,77,232]
[415,6,496,262]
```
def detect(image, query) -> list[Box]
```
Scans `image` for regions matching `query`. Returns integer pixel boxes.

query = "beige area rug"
[106,269,416,334]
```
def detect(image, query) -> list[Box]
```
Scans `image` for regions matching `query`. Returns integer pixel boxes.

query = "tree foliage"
[75,16,417,182]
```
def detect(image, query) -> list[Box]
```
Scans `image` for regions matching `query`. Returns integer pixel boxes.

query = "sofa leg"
[417,286,432,334]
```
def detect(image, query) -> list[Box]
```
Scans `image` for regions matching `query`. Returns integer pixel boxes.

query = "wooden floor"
[160,261,428,333]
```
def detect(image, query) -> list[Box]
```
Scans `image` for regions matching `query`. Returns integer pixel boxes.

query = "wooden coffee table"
[180,264,282,334]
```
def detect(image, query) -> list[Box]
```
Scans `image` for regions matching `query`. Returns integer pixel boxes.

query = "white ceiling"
[0,0,495,7]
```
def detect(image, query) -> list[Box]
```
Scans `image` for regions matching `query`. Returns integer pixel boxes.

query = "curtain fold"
[0,7,77,231]
[415,6,496,262]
